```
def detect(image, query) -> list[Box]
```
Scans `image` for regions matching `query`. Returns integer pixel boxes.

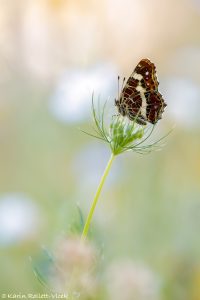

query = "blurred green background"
[0,1,200,299]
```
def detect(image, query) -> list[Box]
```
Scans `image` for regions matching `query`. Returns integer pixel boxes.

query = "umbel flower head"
[82,96,170,156]
[49,236,97,299]
[106,260,159,300]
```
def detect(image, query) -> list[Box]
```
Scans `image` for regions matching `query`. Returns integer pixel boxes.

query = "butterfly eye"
[145,71,149,75]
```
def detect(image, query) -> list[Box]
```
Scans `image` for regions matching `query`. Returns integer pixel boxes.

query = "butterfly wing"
[117,58,166,124]
[133,58,159,91]
[145,91,167,124]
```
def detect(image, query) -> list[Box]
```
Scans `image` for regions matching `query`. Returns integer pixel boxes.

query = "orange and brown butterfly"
[115,58,167,125]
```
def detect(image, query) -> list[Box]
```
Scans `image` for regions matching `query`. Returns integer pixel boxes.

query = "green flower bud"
[81,98,170,156]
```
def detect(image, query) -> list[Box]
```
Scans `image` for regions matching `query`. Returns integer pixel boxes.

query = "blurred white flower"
[49,63,118,123]
[55,236,96,270]
[168,47,200,81]
[162,46,200,128]
[162,77,200,128]
[0,193,41,246]
[106,260,159,300]
[72,143,121,188]
[49,237,97,298]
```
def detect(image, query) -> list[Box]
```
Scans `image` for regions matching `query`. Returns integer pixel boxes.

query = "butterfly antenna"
[118,76,126,99]
[122,77,126,91]
[117,75,120,101]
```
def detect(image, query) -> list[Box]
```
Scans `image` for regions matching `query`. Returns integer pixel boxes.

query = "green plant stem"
[81,153,115,241]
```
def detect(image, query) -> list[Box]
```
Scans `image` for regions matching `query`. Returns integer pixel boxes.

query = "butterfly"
[115,58,167,125]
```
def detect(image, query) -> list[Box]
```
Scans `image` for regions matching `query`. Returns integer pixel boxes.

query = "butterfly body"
[115,59,167,125]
